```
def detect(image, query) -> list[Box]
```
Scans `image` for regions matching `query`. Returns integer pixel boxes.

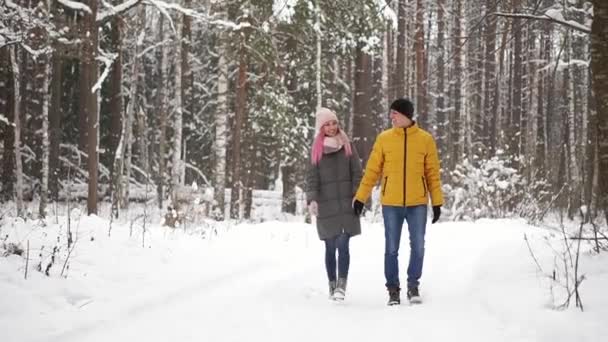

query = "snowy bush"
[444,155,522,220]
[444,153,549,221]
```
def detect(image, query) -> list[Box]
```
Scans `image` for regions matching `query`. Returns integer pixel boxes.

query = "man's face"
[390,110,412,128]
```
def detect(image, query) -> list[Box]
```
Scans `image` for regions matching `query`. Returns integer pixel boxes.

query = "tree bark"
[171,16,184,208]
[353,44,374,164]
[590,0,608,224]
[414,0,427,127]
[157,15,168,209]
[9,47,24,216]
[39,61,51,218]
[393,0,407,99]
[48,51,62,201]
[230,34,249,219]
[0,48,15,202]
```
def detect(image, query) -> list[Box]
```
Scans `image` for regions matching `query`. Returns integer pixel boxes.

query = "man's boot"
[407,286,422,304]
[387,287,401,306]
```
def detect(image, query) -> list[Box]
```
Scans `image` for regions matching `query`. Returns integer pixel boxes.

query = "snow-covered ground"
[1,209,607,342]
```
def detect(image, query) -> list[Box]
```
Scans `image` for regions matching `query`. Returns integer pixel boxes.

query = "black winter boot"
[407,286,422,304]
[387,287,401,306]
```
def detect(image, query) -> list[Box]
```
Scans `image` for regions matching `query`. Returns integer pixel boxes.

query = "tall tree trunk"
[81,0,99,215]
[157,15,167,209]
[213,32,228,219]
[48,51,62,201]
[590,0,608,223]
[138,7,150,178]
[9,47,24,216]
[171,16,184,208]
[483,0,498,158]
[510,0,523,170]
[122,8,145,209]
[109,9,124,217]
[450,0,463,169]
[230,35,249,219]
[180,0,192,181]
[393,0,407,99]
[0,48,15,201]
[385,26,394,109]
[315,2,322,108]
[39,61,51,218]
[415,0,427,127]
[281,33,298,215]
[435,0,447,159]
[353,44,374,163]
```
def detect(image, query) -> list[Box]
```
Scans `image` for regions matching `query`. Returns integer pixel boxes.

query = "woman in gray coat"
[306,107,362,301]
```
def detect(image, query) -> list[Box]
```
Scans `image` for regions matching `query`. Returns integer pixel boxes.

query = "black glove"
[432,205,441,224]
[353,199,365,216]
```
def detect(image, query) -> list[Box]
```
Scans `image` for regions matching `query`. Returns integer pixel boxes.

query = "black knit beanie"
[390,98,415,119]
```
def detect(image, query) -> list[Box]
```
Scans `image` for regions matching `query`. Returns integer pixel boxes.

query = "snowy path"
[5,218,608,342]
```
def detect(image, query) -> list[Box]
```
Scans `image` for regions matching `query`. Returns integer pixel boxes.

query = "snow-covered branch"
[92,50,118,93]
[97,0,142,25]
[143,0,222,33]
[494,11,591,34]
[57,0,93,14]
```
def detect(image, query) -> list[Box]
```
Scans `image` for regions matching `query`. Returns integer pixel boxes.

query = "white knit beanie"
[314,107,339,133]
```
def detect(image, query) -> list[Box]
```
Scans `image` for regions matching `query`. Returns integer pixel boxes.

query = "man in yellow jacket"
[353,98,444,306]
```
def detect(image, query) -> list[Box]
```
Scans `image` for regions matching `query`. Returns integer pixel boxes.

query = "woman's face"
[322,120,339,137]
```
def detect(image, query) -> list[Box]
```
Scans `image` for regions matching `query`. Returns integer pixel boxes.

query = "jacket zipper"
[383,176,388,195]
[421,176,427,197]
[403,128,407,206]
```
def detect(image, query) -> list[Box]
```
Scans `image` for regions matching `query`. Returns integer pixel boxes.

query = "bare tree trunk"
[315,1,322,108]
[138,8,150,178]
[353,44,374,163]
[281,33,298,215]
[415,0,427,127]
[230,35,249,219]
[393,0,407,99]
[157,15,167,209]
[181,0,192,184]
[81,0,99,215]
[171,16,184,207]
[436,0,447,158]
[510,0,523,171]
[39,61,51,218]
[535,22,551,180]
[590,0,608,223]
[213,34,228,219]
[1,48,15,202]
[385,26,394,109]
[122,8,146,209]
[9,47,24,216]
[48,51,62,201]
[109,8,124,218]
[450,0,464,169]
[483,0,498,158]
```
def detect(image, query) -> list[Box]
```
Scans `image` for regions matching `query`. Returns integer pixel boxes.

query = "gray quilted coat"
[305,144,362,240]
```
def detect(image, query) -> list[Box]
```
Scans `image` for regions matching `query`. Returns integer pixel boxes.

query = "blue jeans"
[382,205,427,289]
[324,233,350,281]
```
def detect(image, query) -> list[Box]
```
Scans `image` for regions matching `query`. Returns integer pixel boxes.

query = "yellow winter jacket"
[355,124,444,207]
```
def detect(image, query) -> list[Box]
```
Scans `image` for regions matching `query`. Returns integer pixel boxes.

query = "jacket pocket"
[382,176,388,195]
[421,176,427,197]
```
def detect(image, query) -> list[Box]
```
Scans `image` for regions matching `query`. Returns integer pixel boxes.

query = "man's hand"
[432,205,441,224]
[353,199,365,216]
[308,201,318,216]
